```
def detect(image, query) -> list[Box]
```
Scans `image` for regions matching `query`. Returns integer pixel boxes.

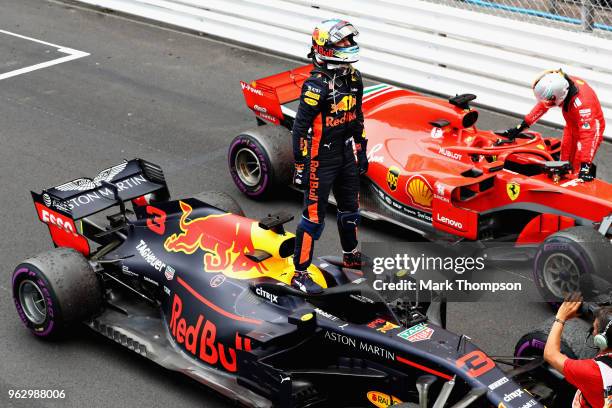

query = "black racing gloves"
[578,162,596,181]
[356,139,369,175]
[499,120,529,139]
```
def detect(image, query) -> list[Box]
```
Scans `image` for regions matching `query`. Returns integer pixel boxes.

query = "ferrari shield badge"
[506,182,520,201]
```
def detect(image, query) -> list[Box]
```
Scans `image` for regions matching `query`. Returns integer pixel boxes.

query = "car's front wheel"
[513,316,595,407]
[533,226,611,305]
[12,248,102,338]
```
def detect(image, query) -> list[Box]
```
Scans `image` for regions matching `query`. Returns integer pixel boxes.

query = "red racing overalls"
[524,76,605,171]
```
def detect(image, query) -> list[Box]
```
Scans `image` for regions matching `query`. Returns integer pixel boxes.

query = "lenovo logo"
[436,213,463,230]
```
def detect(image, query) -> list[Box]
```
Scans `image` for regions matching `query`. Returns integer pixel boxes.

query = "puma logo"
[323,142,332,149]
[280,375,291,383]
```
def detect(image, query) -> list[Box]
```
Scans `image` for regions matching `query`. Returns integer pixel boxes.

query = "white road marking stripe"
[0,29,90,81]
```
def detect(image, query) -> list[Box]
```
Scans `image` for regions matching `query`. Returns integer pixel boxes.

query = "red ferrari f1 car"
[12,159,584,407]
[228,65,612,302]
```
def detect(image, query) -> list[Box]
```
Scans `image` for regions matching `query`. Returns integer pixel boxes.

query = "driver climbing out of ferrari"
[502,69,605,181]
[544,297,612,408]
[290,19,368,294]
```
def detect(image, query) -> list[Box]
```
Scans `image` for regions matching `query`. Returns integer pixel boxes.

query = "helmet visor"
[329,22,359,44]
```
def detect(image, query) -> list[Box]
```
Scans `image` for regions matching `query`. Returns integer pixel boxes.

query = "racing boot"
[343,249,369,270]
[291,270,323,294]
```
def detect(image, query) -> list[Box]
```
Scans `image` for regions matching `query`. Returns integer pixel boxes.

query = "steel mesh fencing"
[424,0,612,37]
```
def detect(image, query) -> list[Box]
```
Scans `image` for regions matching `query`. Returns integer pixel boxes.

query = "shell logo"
[367,391,402,408]
[406,175,433,208]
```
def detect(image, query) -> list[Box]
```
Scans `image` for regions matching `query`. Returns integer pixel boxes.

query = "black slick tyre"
[228,126,292,199]
[12,248,102,338]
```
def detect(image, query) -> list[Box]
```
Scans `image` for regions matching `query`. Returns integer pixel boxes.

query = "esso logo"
[253,104,267,113]
[41,209,75,233]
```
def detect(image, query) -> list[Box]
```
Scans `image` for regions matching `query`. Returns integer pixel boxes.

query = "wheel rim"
[18,279,47,325]
[542,253,581,298]
[234,148,262,187]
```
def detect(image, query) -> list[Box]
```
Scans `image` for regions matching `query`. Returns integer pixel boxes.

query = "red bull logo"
[331,95,356,113]
[164,201,266,276]
[169,293,252,372]
[326,111,357,127]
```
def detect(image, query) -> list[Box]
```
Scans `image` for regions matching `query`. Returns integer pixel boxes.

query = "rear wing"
[240,64,312,127]
[31,159,169,255]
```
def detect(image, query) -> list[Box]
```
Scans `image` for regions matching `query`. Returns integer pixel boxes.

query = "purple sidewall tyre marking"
[12,267,30,286]
[533,239,587,306]
[515,341,531,357]
[34,320,54,337]
[228,136,271,198]
[12,265,57,337]
[516,338,545,357]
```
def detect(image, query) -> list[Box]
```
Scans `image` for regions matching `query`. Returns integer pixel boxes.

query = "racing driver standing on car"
[290,19,368,293]
[502,69,605,181]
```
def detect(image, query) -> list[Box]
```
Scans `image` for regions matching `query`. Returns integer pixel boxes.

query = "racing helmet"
[311,19,359,64]
[532,70,570,107]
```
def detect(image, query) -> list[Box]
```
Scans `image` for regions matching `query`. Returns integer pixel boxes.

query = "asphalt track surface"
[1,1,610,407]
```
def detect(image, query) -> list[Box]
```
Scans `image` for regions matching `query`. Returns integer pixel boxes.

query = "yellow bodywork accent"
[301,313,314,322]
[245,223,327,288]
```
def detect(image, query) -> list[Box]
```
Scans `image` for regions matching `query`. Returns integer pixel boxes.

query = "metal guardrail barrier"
[74,0,612,139]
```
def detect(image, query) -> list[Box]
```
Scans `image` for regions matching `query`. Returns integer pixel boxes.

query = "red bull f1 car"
[13,159,577,407]
[229,65,612,302]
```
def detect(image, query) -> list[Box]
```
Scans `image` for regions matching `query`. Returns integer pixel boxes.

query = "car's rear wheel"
[193,191,245,217]
[228,126,292,198]
[533,226,612,305]
[513,316,595,407]
[12,248,102,338]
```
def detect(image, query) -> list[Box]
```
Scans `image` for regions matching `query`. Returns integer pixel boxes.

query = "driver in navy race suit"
[290,19,368,294]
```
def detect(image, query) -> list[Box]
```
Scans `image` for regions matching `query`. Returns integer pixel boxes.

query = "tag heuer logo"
[164,265,175,280]
[397,323,434,342]
[506,182,520,201]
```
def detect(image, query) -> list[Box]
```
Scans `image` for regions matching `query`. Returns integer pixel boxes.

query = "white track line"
[0,29,89,81]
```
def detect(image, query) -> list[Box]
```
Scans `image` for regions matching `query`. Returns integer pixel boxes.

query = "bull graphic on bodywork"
[164,201,266,276]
